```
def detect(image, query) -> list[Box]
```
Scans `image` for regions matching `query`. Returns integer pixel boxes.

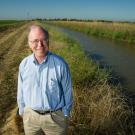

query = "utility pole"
[27,12,30,20]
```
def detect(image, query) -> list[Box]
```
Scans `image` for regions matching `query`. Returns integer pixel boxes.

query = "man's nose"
[37,40,43,46]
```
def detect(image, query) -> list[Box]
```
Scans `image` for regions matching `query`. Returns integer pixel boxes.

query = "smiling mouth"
[35,48,44,51]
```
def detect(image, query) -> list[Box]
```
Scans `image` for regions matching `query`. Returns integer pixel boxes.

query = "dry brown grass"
[71,81,133,134]
[0,22,31,134]
[1,107,24,135]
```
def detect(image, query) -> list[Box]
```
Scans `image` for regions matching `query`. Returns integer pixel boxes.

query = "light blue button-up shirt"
[17,51,73,116]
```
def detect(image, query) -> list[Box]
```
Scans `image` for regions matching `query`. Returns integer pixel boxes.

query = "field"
[0,20,31,134]
[0,20,135,135]
[0,20,26,32]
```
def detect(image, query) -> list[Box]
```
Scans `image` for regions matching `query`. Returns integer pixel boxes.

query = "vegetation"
[0,20,23,25]
[47,20,135,44]
[0,20,26,33]
[0,21,134,135]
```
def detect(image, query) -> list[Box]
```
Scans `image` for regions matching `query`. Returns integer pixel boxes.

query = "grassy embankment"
[48,21,135,44]
[1,21,135,135]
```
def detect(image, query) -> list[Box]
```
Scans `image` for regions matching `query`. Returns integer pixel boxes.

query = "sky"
[0,0,135,21]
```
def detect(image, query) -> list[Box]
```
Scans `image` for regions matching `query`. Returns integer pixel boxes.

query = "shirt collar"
[31,51,50,65]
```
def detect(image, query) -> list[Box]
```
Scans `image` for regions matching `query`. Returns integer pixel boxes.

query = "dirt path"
[0,23,31,134]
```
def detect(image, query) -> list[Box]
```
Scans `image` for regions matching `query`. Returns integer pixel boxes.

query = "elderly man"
[17,25,73,135]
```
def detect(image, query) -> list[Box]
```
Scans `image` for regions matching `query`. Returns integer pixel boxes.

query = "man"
[17,25,73,135]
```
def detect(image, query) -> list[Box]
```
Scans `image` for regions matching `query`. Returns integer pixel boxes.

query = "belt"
[33,110,51,115]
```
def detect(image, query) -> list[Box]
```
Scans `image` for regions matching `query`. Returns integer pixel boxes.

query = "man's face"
[28,28,49,58]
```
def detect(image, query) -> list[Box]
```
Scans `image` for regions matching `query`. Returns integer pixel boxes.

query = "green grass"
[0,20,24,25]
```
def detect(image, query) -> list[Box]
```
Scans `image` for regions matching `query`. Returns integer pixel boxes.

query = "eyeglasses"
[29,39,48,45]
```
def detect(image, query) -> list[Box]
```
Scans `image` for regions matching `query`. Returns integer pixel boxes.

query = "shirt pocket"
[47,78,62,104]
[49,78,59,91]
[48,78,63,99]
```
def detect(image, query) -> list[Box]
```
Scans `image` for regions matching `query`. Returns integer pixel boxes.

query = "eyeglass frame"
[29,38,49,46]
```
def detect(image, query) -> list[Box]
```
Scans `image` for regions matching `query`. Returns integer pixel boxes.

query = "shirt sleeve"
[17,65,25,115]
[61,62,73,116]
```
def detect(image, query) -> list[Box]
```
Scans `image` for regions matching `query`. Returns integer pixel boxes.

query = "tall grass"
[48,21,135,44]
[72,84,134,135]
